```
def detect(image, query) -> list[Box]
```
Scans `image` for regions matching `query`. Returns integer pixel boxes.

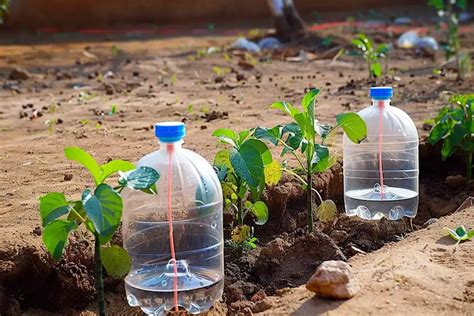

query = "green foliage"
[64,147,135,185]
[212,128,278,252]
[351,33,390,79]
[256,89,367,231]
[101,245,132,278]
[428,0,471,79]
[38,147,159,315]
[443,225,474,242]
[428,94,474,180]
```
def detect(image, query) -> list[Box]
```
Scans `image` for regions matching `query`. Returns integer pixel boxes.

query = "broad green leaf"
[100,160,135,183]
[455,225,468,238]
[214,150,233,171]
[242,139,272,165]
[221,182,238,201]
[352,38,366,51]
[230,144,264,188]
[371,62,382,77]
[238,130,251,144]
[67,201,85,223]
[271,101,299,118]
[101,245,131,278]
[43,219,77,260]
[250,201,268,225]
[313,154,337,173]
[315,122,333,139]
[301,89,320,111]
[357,33,372,50]
[118,167,160,191]
[311,144,330,171]
[264,160,282,186]
[294,112,309,139]
[428,122,450,145]
[231,225,251,243]
[316,200,337,223]
[39,192,71,227]
[428,0,444,10]
[375,44,389,57]
[254,126,281,146]
[64,147,102,184]
[336,112,367,144]
[441,124,466,159]
[82,184,123,244]
[212,128,238,147]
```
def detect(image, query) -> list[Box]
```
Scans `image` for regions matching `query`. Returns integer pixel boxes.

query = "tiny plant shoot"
[351,33,390,79]
[38,147,159,316]
[212,128,281,253]
[428,94,474,180]
[428,0,471,79]
[255,89,367,232]
[443,225,474,244]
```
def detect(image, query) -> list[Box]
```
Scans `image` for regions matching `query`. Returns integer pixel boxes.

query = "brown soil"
[259,207,474,315]
[1,12,474,315]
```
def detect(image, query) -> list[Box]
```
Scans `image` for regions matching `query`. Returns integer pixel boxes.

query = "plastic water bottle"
[343,87,419,220]
[122,122,224,315]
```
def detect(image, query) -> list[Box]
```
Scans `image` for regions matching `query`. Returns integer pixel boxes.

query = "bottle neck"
[372,98,391,108]
[158,140,183,153]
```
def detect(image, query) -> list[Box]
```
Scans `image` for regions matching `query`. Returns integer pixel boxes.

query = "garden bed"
[1,12,474,314]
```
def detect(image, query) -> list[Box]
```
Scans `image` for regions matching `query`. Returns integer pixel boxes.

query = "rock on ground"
[306,260,360,299]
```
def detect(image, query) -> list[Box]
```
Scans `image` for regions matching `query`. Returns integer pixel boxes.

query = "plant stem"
[306,146,313,233]
[467,150,472,181]
[94,233,105,316]
[285,168,323,205]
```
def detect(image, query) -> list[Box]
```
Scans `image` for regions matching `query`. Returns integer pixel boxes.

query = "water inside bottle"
[124,219,223,315]
[344,183,418,220]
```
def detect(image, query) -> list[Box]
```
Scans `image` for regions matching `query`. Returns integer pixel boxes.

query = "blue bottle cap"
[370,87,393,100]
[154,122,186,142]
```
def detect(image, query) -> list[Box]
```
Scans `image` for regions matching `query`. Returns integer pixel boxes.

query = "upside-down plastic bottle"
[343,87,419,220]
[122,122,224,315]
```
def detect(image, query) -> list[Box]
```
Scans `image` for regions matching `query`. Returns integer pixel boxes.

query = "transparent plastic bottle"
[343,87,419,220]
[122,122,224,315]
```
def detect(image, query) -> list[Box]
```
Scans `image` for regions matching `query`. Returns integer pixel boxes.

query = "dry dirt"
[260,207,474,316]
[0,14,474,315]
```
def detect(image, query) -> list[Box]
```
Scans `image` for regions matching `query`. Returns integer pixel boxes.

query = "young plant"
[428,94,474,180]
[443,225,474,243]
[428,0,471,79]
[212,128,281,252]
[38,147,158,316]
[351,33,390,79]
[255,89,367,232]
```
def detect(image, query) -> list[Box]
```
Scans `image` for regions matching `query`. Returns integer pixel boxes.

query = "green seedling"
[255,89,367,232]
[79,119,90,126]
[351,33,390,79]
[428,0,471,79]
[428,94,474,180]
[108,104,118,116]
[443,225,474,243]
[213,128,281,253]
[38,147,158,316]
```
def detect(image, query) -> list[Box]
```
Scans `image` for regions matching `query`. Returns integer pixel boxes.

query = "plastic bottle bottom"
[125,263,223,315]
[344,185,418,220]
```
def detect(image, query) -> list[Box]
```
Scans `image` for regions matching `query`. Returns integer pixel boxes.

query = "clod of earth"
[9,67,31,80]
[306,260,360,299]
